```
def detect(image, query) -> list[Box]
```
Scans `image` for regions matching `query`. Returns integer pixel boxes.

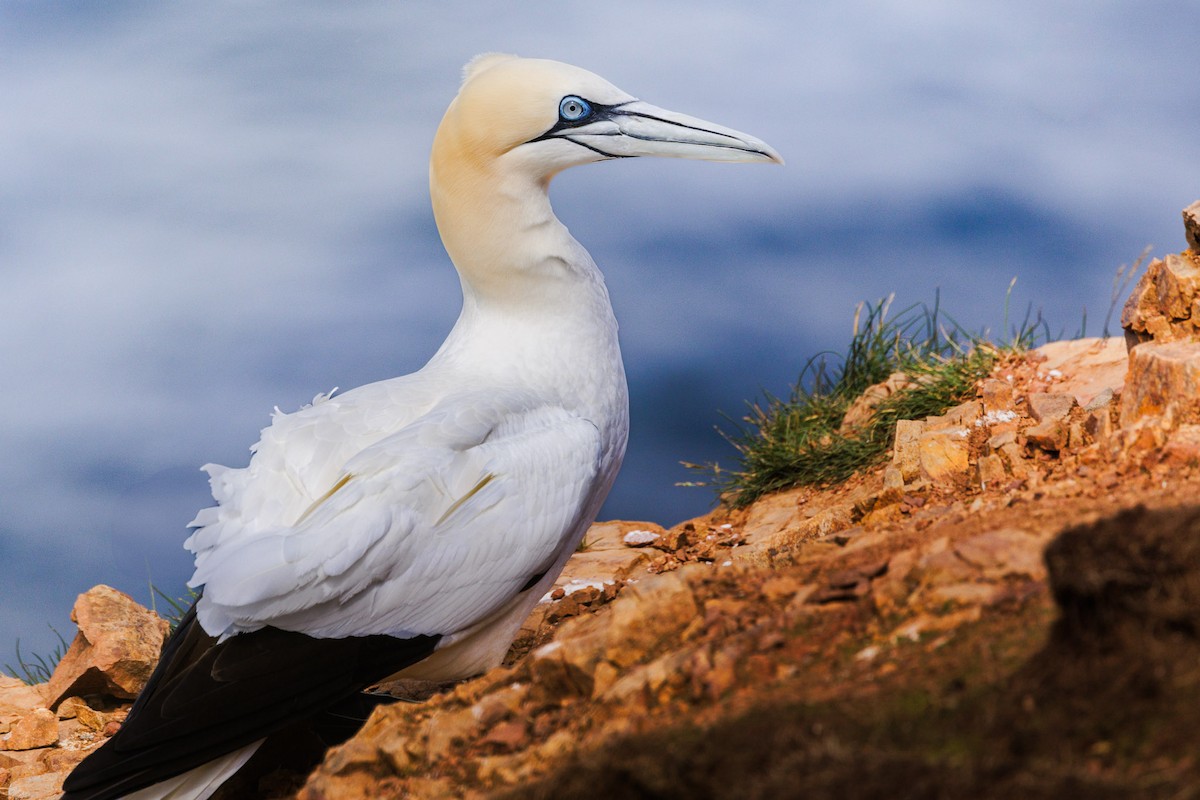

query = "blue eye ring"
[559,95,591,122]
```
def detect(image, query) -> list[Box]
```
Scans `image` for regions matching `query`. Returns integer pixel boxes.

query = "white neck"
[427,114,628,442]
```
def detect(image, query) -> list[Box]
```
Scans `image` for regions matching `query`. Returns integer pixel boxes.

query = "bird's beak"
[555,100,784,165]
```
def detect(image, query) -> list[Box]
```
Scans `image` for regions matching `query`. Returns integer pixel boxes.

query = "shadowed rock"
[47,586,170,705]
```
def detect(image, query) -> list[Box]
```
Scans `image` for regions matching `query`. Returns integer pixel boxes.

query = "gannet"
[62,53,780,800]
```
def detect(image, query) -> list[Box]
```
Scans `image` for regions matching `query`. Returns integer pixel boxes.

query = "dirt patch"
[507,504,1200,800]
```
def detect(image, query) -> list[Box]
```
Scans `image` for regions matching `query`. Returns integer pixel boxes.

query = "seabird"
[62,53,781,800]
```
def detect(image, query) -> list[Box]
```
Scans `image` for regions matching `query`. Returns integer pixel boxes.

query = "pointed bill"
[557,100,783,164]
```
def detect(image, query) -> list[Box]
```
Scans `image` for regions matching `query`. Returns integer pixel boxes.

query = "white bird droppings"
[856,645,880,662]
[622,529,661,547]
[533,641,562,658]
[977,410,1018,426]
[539,578,613,604]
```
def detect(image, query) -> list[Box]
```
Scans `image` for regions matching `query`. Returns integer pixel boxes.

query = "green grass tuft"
[695,291,1042,508]
[151,584,199,632]
[3,625,69,685]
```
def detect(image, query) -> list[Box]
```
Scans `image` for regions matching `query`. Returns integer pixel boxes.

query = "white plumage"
[189,393,602,645]
[63,53,779,800]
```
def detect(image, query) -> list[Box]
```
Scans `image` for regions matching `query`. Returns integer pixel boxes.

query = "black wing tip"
[63,624,441,799]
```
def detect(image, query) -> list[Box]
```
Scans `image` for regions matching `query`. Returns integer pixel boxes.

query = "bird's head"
[434,53,783,182]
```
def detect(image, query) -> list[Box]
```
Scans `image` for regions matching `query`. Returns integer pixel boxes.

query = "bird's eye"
[559,96,592,122]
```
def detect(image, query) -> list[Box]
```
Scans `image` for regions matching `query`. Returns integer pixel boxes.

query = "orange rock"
[475,752,529,785]
[760,576,807,602]
[555,548,647,588]
[802,503,855,539]
[47,586,170,705]
[1162,424,1200,467]
[0,678,48,721]
[0,709,57,751]
[73,703,109,733]
[988,429,1017,450]
[952,528,1047,581]
[979,378,1015,412]
[996,441,1031,478]
[1185,200,1200,252]
[599,649,691,708]
[907,528,1047,608]
[893,419,925,482]
[739,500,854,566]
[1033,338,1128,407]
[422,706,479,760]
[6,771,67,800]
[880,464,905,495]
[54,696,86,721]
[917,426,971,486]
[1155,254,1200,321]
[656,524,694,551]
[918,547,977,586]
[926,583,1004,607]
[1067,420,1088,450]
[939,400,985,427]
[1123,421,1168,454]
[590,661,620,697]
[741,488,803,541]
[480,719,529,752]
[1086,407,1114,443]
[1025,419,1067,452]
[1122,250,1200,346]
[705,643,741,699]
[873,548,918,614]
[977,453,1006,489]
[603,572,698,669]
[34,747,88,774]
[527,616,608,699]
[1026,392,1077,424]
[469,683,528,728]
[582,520,666,551]
[889,607,982,641]
[1119,341,1200,429]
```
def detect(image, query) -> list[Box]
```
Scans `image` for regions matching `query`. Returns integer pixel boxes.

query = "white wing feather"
[185,389,601,642]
